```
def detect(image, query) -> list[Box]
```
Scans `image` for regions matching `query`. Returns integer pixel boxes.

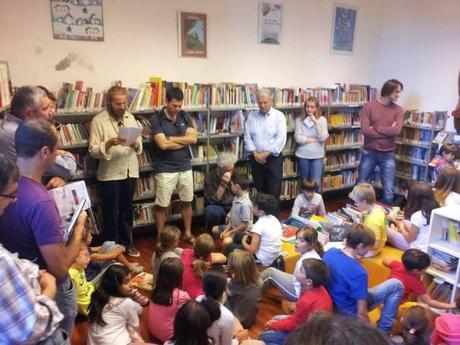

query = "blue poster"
[332,5,357,54]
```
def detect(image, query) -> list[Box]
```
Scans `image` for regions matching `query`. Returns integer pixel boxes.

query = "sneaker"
[126,246,140,257]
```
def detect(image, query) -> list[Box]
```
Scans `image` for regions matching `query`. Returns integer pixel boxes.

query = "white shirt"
[87,297,142,345]
[409,211,430,252]
[291,192,326,219]
[244,107,287,156]
[293,249,321,298]
[445,192,460,207]
[196,296,233,345]
[89,110,142,181]
[251,215,282,266]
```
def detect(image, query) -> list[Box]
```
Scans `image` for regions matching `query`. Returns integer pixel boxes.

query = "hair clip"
[409,328,416,335]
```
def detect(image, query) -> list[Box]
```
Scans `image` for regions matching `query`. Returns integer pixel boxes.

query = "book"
[130,272,154,291]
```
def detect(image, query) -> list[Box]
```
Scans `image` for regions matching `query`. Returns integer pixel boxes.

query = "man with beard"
[89,86,143,257]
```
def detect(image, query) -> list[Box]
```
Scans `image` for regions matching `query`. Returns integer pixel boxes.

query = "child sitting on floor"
[180,233,227,298]
[70,246,148,316]
[432,143,457,181]
[291,179,326,220]
[383,248,457,310]
[85,231,143,281]
[349,183,387,256]
[261,226,322,302]
[151,225,183,285]
[148,257,190,343]
[431,296,460,345]
[211,172,253,255]
[398,305,432,345]
[239,193,283,270]
[225,249,262,329]
[259,258,332,345]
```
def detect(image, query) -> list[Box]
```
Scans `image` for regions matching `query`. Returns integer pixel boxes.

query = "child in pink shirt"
[148,257,190,342]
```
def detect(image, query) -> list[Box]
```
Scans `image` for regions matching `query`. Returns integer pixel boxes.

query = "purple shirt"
[0,176,63,269]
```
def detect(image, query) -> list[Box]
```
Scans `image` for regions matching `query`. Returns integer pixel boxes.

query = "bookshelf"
[51,81,377,227]
[426,206,460,307]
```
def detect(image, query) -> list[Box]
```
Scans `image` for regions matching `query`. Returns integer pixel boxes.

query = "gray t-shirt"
[151,248,184,282]
[294,116,329,159]
[291,192,326,219]
[230,193,253,228]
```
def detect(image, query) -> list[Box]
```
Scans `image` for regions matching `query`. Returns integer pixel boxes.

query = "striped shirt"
[361,100,404,152]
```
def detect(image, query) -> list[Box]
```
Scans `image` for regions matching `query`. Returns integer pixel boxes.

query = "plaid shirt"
[0,245,63,344]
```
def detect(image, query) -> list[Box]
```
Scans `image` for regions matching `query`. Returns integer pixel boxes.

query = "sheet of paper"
[118,127,142,146]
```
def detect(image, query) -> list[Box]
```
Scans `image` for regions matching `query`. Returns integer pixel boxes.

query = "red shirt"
[180,248,211,299]
[269,286,333,332]
[389,261,427,301]
[361,100,404,152]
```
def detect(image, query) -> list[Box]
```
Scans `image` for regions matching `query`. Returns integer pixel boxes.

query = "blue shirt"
[323,248,368,315]
[244,107,287,156]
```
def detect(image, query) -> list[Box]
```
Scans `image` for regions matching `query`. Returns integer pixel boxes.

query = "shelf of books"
[394,111,447,184]
[426,206,460,306]
[0,61,13,113]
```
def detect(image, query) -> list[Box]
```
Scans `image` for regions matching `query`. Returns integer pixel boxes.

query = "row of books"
[427,278,454,303]
[234,165,252,180]
[283,157,297,176]
[283,135,296,153]
[58,123,90,147]
[331,84,377,105]
[133,197,205,226]
[280,180,300,200]
[395,146,427,162]
[325,151,360,169]
[396,162,427,180]
[431,249,458,272]
[399,128,433,144]
[52,80,377,114]
[440,219,460,247]
[0,63,12,109]
[285,112,295,129]
[325,130,363,147]
[404,111,447,129]
[328,112,361,127]
[73,153,97,179]
[190,139,243,163]
[322,171,358,190]
[138,151,153,168]
[136,118,153,139]
[208,110,243,135]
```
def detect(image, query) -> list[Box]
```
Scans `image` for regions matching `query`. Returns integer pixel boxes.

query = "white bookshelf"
[426,206,460,304]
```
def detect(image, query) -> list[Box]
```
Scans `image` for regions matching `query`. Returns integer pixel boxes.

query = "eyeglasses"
[0,192,17,201]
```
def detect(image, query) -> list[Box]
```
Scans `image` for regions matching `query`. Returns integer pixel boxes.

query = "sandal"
[183,235,196,246]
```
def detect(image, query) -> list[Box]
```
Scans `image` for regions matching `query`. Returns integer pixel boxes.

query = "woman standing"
[294,97,329,191]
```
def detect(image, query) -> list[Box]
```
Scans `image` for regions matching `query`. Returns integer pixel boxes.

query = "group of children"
[69,165,460,345]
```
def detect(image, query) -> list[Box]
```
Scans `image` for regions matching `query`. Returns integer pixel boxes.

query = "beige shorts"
[154,170,194,207]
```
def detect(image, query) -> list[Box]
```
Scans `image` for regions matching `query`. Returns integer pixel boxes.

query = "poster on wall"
[331,3,357,54]
[258,2,283,45]
[178,12,207,58]
[50,0,104,41]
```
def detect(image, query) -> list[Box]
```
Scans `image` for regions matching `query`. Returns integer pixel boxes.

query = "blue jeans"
[37,329,70,345]
[358,150,396,205]
[368,278,404,333]
[259,315,290,345]
[297,157,323,192]
[204,204,229,231]
[56,276,77,338]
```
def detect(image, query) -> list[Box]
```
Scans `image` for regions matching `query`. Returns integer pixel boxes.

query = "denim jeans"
[297,157,323,192]
[56,276,77,338]
[259,315,290,345]
[367,278,404,333]
[261,267,297,301]
[203,204,229,231]
[37,329,70,345]
[358,150,396,205]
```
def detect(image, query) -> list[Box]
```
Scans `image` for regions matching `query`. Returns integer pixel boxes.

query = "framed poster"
[331,3,357,54]
[178,12,207,58]
[258,2,283,45]
[50,0,104,41]
[0,61,13,110]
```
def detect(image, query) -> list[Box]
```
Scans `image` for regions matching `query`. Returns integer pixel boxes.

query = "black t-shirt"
[150,108,193,173]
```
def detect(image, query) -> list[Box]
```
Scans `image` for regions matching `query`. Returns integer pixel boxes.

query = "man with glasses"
[150,87,198,244]
[0,85,76,189]
[89,86,143,257]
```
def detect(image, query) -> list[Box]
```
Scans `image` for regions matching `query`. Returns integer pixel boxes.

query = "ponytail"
[200,296,221,323]
[192,258,210,278]
[314,241,324,257]
[192,234,214,278]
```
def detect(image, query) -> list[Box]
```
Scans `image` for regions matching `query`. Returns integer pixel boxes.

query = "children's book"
[131,272,154,291]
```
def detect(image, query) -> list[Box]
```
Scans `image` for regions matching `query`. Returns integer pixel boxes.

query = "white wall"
[374,0,460,112]
[0,0,383,92]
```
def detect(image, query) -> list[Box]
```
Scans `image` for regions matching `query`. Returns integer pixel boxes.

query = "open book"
[48,181,92,244]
